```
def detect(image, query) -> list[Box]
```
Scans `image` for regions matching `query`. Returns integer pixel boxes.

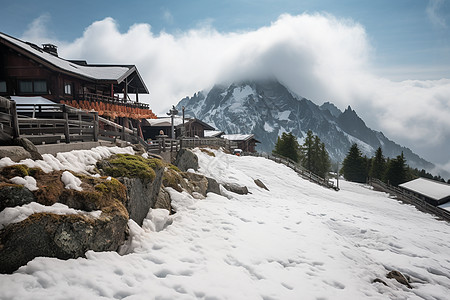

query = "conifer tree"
[272,132,301,163]
[300,130,330,178]
[370,147,385,180]
[341,143,367,183]
[385,152,407,186]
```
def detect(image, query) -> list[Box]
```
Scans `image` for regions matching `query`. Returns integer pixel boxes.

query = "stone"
[120,163,164,226]
[254,179,269,191]
[13,138,43,160]
[0,184,35,211]
[0,211,128,274]
[372,278,388,286]
[174,149,198,172]
[387,270,412,289]
[154,187,173,212]
[0,146,31,162]
[223,183,249,195]
[131,144,146,156]
[181,172,209,196]
[206,177,221,195]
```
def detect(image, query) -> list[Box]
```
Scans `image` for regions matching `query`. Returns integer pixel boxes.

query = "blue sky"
[1,0,450,169]
[1,0,449,79]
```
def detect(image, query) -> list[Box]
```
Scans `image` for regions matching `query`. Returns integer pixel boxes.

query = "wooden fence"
[370,178,450,222]
[0,98,146,148]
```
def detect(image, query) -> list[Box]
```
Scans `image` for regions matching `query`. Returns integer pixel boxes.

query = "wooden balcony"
[60,92,157,120]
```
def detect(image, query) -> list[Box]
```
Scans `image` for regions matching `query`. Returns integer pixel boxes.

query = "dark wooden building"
[0,32,156,128]
[142,117,215,140]
[222,134,260,153]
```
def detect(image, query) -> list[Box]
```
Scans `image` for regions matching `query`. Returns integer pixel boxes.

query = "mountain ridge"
[176,79,436,173]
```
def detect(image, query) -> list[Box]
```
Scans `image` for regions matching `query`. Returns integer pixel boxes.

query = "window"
[34,81,47,93]
[64,83,72,95]
[0,81,6,93]
[19,81,33,93]
[18,80,47,93]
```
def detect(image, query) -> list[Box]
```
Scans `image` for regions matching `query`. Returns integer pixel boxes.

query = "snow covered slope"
[1,148,449,299]
[176,80,434,172]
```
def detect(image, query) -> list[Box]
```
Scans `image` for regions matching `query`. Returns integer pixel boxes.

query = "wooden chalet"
[222,134,260,153]
[0,32,156,135]
[142,117,215,140]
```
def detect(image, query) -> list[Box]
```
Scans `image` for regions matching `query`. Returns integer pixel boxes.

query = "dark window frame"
[18,79,48,94]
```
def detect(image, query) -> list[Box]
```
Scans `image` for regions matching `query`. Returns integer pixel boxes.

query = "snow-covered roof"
[0,32,134,82]
[222,134,256,142]
[146,117,184,127]
[10,96,55,105]
[399,178,450,201]
[204,130,224,138]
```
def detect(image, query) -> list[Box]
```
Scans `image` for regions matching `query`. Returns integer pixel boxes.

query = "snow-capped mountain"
[176,80,433,171]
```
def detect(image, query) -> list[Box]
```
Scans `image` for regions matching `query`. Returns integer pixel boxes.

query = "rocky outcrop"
[0,172,129,274]
[174,149,199,172]
[387,270,412,289]
[97,154,165,226]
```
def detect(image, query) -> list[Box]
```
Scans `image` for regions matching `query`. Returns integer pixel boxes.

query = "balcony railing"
[60,92,156,119]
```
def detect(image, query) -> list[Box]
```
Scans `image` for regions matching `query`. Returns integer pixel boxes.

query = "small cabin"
[222,134,260,153]
[399,178,450,206]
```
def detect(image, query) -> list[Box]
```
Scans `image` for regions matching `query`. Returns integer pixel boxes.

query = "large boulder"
[0,174,129,274]
[0,146,31,162]
[97,154,165,226]
[206,177,221,195]
[174,149,198,172]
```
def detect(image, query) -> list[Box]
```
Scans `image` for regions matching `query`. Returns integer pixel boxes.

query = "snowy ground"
[1,148,450,299]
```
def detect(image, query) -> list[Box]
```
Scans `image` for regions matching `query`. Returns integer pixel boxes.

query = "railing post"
[10,100,20,139]
[93,112,99,142]
[63,105,70,144]
[121,120,126,142]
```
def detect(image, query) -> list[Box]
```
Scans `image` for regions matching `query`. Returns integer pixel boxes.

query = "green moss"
[162,168,183,192]
[167,164,181,173]
[28,167,43,177]
[1,164,29,178]
[102,154,157,181]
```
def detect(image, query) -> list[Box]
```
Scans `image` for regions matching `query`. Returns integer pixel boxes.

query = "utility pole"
[167,105,178,139]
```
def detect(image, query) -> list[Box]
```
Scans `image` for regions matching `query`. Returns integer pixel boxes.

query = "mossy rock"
[99,154,164,181]
[1,164,29,179]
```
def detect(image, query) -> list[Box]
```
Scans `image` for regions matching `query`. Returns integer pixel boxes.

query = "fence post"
[10,100,20,139]
[63,105,70,144]
[121,120,126,142]
[93,112,99,142]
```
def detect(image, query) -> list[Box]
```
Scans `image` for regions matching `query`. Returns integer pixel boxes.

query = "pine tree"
[370,147,385,180]
[272,132,301,163]
[300,130,330,178]
[342,143,366,183]
[385,152,407,186]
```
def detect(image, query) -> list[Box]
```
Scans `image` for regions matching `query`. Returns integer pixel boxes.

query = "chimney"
[42,44,58,56]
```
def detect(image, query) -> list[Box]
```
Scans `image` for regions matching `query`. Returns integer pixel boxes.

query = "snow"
[277,110,291,120]
[61,171,83,191]
[9,176,38,191]
[204,130,223,138]
[264,122,274,132]
[1,148,450,299]
[439,202,450,211]
[399,178,450,201]
[0,202,101,230]
[0,146,134,174]
[222,134,254,142]
[229,85,254,113]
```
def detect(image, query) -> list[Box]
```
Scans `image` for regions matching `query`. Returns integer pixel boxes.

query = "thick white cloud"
[24,13,450,168]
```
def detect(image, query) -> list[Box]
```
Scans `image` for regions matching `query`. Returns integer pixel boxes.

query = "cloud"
[23,13,450,169]
[21,13,53,42]
[426,0,447,28]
